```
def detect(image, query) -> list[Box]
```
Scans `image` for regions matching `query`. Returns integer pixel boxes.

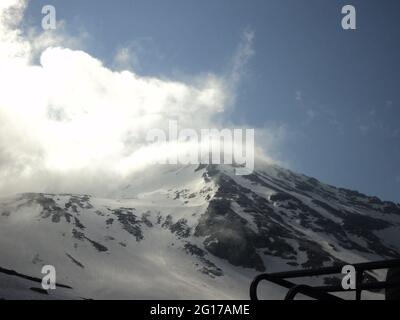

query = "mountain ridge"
[1,162,399,299]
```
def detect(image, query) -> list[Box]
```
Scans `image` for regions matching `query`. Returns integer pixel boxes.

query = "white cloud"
[0,0,29,62]
[112,38,160,72]
[229,28,255,93]
[26,20,89,62]
[113,46,140,71]
[0,1,278,196]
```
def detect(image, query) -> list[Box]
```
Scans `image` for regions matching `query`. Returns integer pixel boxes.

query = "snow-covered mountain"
[1,163,400,300]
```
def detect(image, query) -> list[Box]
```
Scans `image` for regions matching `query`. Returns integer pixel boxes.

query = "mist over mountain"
[2,1,400,301]
[1,162,399,299]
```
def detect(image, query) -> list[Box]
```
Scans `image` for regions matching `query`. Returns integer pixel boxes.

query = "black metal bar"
[250,258,400,300]
[0,266,72,289]
[267,258,400,279]
[250,274,298,300]
[284,284,343,301]
[355,270,363,300]
[311,280,400,293]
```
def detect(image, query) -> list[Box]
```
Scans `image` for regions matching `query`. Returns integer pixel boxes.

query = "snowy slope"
[1,163,400,300]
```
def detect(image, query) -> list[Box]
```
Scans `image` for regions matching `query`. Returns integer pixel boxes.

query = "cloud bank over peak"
[0,0,274,196]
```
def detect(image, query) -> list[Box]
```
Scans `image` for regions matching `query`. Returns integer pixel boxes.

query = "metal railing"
[250,258,400,300]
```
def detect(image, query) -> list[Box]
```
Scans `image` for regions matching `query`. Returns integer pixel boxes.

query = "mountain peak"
[1,163,399,299]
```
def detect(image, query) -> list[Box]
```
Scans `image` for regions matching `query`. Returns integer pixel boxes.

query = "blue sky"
[22,0,400,202]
